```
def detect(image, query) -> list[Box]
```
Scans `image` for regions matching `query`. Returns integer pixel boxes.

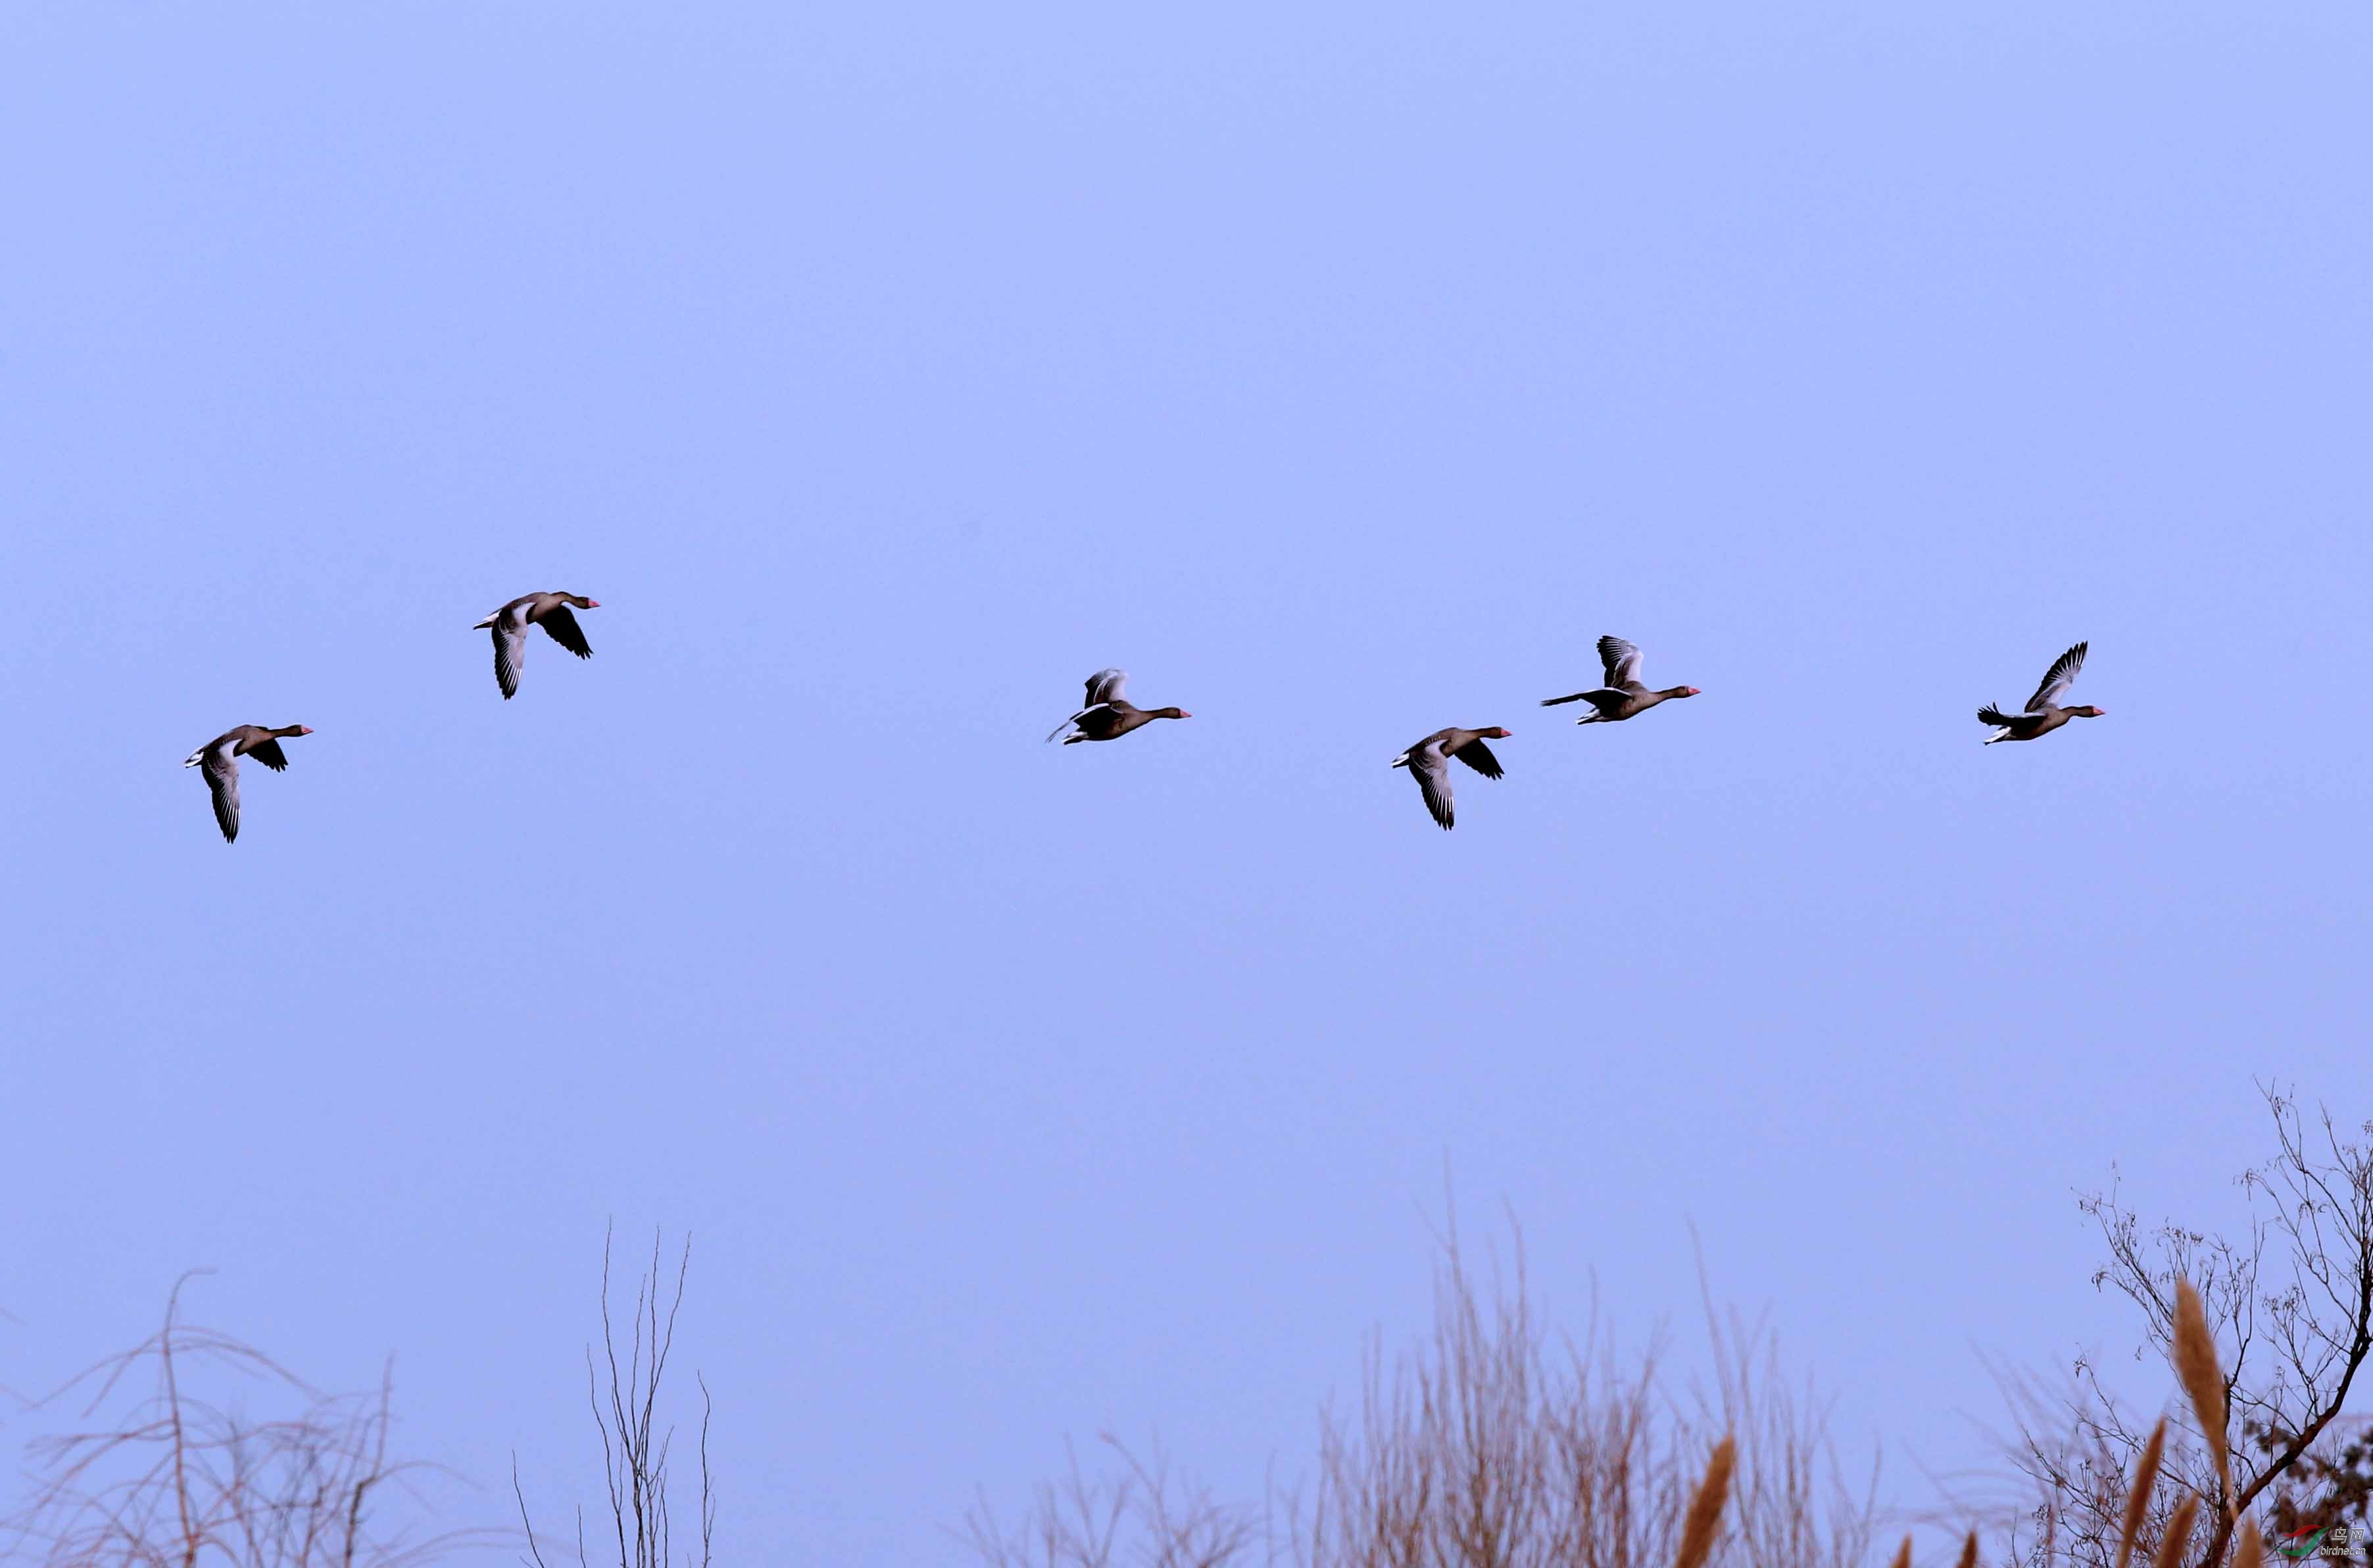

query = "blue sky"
[1,3,2365,1561]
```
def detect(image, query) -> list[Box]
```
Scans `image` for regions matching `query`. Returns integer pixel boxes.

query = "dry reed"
[1883,1534,1910,1568]
[2147,1492,2197,1568]
[2172,1280,2231,1510]
[1671,1435,1734,1568]
[1953,1529,1977,1568]
[2230,1521,2264,1568]
[2113,1417,2168,1568]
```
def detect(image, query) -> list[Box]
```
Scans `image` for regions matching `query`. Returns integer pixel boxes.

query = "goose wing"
[1048,669,1127,740]
[1451,737,1504,779]
[202,749,241,843]
[493,622,528,699]
[1046,706,1112,743]
[1407,743,1457,830]
[2026,642,2086,711]
[1598,635,1644,689]
[538,604,593,659]
[247,737,291,772]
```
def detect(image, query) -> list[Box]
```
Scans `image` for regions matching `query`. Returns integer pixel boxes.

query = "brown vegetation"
[514,1228,714,1568]
[2004,1088,2372,1566]
[5,1092,2359,1566]
[977,1089,2370,1567]
[0,1272,497,1567]
[966,1219,1876,1568]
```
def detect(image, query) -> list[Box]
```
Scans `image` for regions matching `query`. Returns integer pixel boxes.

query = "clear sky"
[1,3,2365,1561]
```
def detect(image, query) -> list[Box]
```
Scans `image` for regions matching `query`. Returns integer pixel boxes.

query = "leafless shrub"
[1999,1087,2372,1565]
[1,1271,497,1567]
[514,1229,713,1568]
[960,1435,1261,1568]
[975,1217,1876,1568]
[1292,1222,1873,1568]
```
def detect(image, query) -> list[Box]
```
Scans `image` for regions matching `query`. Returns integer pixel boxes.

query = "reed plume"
[2173,1279,2233,1509]
[1672,1434,1735,1568]
[2115,1417,2168,1568]
[2231,1521,2264,1568]
[1885,1534,1911,1568]
[2149,1492,2199,1568]
[1955,1528,1978,1568]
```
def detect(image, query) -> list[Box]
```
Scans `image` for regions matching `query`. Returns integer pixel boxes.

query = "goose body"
[182,723,313,843]
[1542,635,1700,723]
[1390,727,1510,830]
[1046,668,1191,744]
[1978,641,2105,743]
[473,592,599,699]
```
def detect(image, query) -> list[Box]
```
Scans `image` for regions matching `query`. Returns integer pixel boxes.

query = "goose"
[1542,635,1700,723]
[1390,727,1510,830]
[1979,641,2104,743]
[474,593,599,699]
[1045,669,1190,744]
[182,724,313,843]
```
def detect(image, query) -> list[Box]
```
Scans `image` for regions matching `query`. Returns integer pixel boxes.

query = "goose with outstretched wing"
[473,591,600,700]
[1046,668,1191,744]
[183,723,314,843]
[1978,641,2105,743]
[1542,635,1700,723]
[1390,727,1511,830]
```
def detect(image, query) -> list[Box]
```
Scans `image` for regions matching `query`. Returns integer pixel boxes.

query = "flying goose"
[1390,727,1511,830]
[1046,669,1190,744]
[474,592,599,700]
[1542,635,1700,723]
[183,724,313,843]
[1979,641,2104,743]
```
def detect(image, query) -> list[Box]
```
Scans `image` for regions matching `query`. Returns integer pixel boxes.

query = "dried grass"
[2172,1281,2232,1511]
[1672,1437,1734,1568]
[2115,1419,2168,1568]
[2147,1493,2197,1568]
[977,1218,1875,1568]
